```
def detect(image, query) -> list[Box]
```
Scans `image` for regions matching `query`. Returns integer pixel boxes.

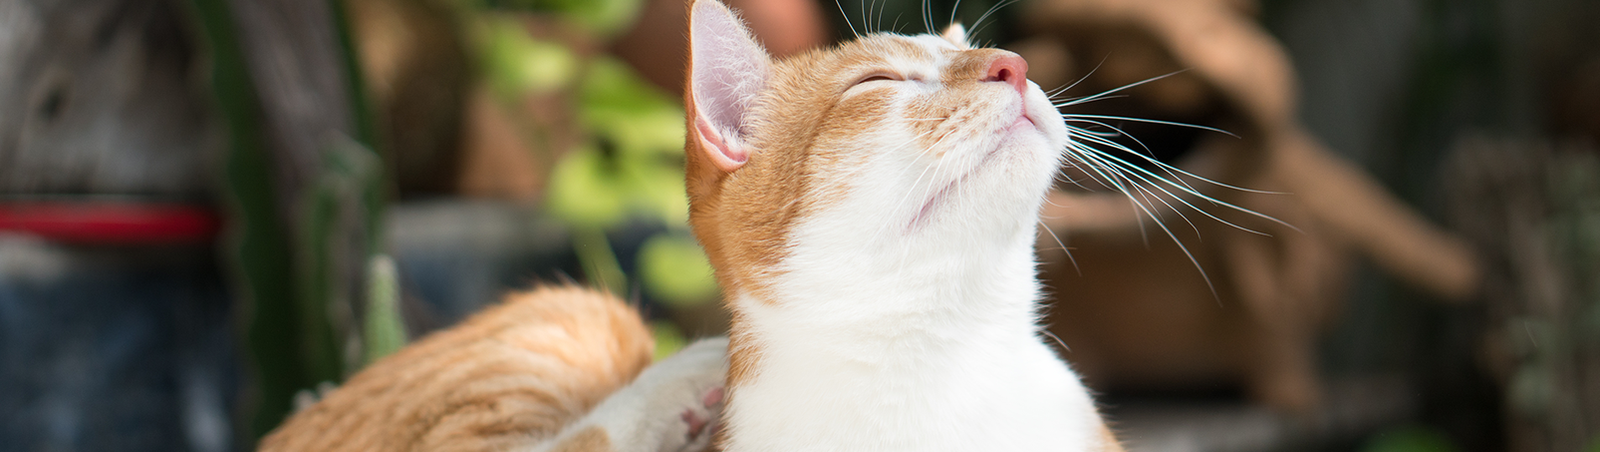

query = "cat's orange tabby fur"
[259,286,727,452]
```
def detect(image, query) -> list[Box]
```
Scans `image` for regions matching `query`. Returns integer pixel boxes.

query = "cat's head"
[684,0,1069,298]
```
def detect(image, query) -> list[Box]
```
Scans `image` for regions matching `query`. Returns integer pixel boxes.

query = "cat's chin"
[903,153,1054,236]
[1007,112,1039,133]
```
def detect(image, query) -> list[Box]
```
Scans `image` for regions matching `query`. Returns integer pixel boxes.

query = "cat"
[258,286,728,452]
[682,0,1123,450]
[263,0,1126,449]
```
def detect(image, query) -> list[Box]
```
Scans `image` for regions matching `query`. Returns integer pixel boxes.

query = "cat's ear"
[941,23,968,48]
[688,0,771,173]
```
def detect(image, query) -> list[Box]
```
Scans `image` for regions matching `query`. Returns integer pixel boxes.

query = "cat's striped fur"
[258,286,724,452]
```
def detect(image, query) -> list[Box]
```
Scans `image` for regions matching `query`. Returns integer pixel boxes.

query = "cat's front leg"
[536,337,729,452]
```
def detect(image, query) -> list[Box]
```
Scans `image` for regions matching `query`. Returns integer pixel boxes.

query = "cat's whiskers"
[1064,141,1222,297]
[890,12,909,34]
[1043,70,1303,293]
[1063,130,1294,246]
[1036,218,1079,277]
[1058,129,1158,246]
[1040,327,1073,353]
[1064,127,1294,227]
[864,0,876,31]
[870,0,884,33]
[1053,152,1118,193]
[1050,101,1300,299]
[1060,113,1239,139]
[967,0,1022,45]
[1060,117,1201,194]
[1068,132,1211,204]
[1051,94,1129,108]
[1066,130,1206,227]
[1083,154,1178,234]
[1114,155,1277,236]
[921,0,934,35]
[1052,70,1189,108]
[1051,172,1100,193]
[835,0,860,38]
[1059,139,1133,198]
[1071,149,1204,237]
[949,0,965,33]
[863,0,872,34]
[1046,56,1108,101]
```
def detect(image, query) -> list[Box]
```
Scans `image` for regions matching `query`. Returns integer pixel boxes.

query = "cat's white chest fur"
[726,317,1102,451]
[721,221,1109,451]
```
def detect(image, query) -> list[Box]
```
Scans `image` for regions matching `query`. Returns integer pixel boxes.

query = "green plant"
[477,2,717,356]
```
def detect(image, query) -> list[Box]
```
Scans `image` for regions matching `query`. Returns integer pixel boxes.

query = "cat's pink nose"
[983,54,1029,95]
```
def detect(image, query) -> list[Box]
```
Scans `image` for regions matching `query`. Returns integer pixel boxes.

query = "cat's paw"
[640,338,729,452]
[594,337,729,452]
[672,382,724,451]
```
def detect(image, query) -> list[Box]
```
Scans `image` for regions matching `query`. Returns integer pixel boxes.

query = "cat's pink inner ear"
[941,23,968,48]
[696,116,747,172]
[689,0,769,168]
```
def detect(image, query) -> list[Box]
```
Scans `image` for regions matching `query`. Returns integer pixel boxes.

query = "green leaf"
[579,58,684,149]
[481,17,577,96]
[546,147,630,228]
[581,57,673,107]
[362,255,407,365]
[633,163,690,225]
[565,0,644,37]
[486,0,643,37]
[545,55,690,228]
[585,105,685,159]
[638,233,718,307]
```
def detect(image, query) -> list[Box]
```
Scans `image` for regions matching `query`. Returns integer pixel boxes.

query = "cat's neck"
[718,223,1101,451]
[744,223,1042,333]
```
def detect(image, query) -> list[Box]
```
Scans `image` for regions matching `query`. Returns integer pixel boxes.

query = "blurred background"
[0,0,1596,450]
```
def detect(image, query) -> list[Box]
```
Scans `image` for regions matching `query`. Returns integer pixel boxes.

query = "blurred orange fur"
[259,286,653,451]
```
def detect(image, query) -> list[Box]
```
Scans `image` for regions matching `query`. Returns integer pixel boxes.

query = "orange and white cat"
[262,0,1124,450]
[683,0,1121,450]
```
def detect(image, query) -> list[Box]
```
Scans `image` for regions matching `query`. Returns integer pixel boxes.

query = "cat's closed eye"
[852,72,904,86]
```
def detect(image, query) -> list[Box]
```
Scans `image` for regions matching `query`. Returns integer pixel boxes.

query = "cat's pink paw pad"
[681,386,724,441]
[702,386,724,407]
[681,409,709,439]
